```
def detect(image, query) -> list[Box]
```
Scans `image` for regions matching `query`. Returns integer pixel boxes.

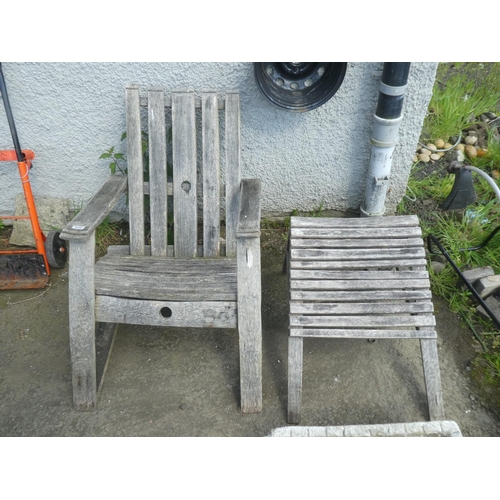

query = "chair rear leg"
[288,336,303,424]
[68,236,97,410]
[420,338,445,421]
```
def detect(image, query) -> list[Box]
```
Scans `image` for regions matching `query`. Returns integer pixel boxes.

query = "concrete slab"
[461,266,495,286]
[9,194,70,247]
[269,420,463,437]
[475,275,500,299]
[477,294,500,323]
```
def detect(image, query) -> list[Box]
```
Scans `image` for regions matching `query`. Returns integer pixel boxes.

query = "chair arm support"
[60,175,128,241]
[236,178,261,238]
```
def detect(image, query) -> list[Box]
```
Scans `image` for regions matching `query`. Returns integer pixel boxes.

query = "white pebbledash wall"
[0,62,437,218]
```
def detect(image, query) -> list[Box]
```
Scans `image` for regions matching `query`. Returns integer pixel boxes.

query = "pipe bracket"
[374,176,390,186]
[379,82,407,96]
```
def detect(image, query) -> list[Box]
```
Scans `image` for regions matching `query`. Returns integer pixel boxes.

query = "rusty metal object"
[0,254,49,290]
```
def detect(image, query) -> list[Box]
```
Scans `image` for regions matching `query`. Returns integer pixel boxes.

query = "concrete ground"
[1,235,500,437]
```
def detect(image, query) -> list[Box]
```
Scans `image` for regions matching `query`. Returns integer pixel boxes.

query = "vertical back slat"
[225,90,241,257]
[125,85,145,256]
[202,91,220,257]
[148,88,168,257]
[172,89,197,258]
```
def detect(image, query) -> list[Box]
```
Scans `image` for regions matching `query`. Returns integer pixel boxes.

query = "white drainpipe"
[360,63,411,217]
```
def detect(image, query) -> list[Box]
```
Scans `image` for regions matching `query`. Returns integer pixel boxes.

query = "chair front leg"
[68,233,97,410]
[237,235,262,413]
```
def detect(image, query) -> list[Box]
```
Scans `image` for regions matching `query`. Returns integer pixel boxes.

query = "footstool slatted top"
[289,215,436,340]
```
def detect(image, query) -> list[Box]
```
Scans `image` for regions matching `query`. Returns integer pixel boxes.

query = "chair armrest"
[237,178,261,238]
[60,175,128,241]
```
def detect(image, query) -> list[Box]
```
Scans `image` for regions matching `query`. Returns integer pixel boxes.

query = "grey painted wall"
[0,62,437,217]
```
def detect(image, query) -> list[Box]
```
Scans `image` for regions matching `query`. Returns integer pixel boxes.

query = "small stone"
[438,152,445,157]
[432,254,447,264]
[450,135,460,144]
[477,148,488,157]
[420,148,432,156]
[435,138,445,149]
[431,261,446,274]
[444,142,453,149]
[426,143,437,151]
[430,153,440,161]
[492,170,499,179]
[445,149,465,162]
[465,135,478,145]
[413,155,418,163]
[455,143,465,152]
[465,145,477,159]
[418,153,430,163]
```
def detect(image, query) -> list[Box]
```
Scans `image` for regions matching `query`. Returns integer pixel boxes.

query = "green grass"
[397,163,455,215]
[423,62,500,142]
[95,216,122,256]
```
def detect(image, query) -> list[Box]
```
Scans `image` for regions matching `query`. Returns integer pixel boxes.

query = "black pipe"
[0,62,24,162]
[375,62,411,119]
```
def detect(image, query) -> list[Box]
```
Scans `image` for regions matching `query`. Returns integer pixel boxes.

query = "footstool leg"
[288,336,303,424]
[420,338,445,421]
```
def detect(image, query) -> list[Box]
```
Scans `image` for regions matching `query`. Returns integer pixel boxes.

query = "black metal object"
[254,62,347,112]
[439,167,477,210]
[0,63,24,162]
[427,234,500,329]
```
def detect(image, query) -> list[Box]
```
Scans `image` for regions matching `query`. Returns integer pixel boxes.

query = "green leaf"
[109,146,115,154]
[100,153,111,159]
[121,132,127,141]
[109,162,117,174]
[114,153,125,160]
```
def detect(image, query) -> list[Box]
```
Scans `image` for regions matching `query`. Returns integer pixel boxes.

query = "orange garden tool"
[0,62,67,290]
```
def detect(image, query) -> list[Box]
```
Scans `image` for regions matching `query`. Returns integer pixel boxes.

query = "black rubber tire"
[45,231,68,269]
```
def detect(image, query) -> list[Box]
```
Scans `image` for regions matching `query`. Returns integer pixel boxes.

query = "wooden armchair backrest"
[125,86,241,258]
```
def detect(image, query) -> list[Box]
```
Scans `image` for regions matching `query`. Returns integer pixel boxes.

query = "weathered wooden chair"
[285,214,445,424]
[61,87,262,413]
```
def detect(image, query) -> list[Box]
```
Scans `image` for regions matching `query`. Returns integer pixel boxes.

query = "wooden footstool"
[286,215,445,424]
